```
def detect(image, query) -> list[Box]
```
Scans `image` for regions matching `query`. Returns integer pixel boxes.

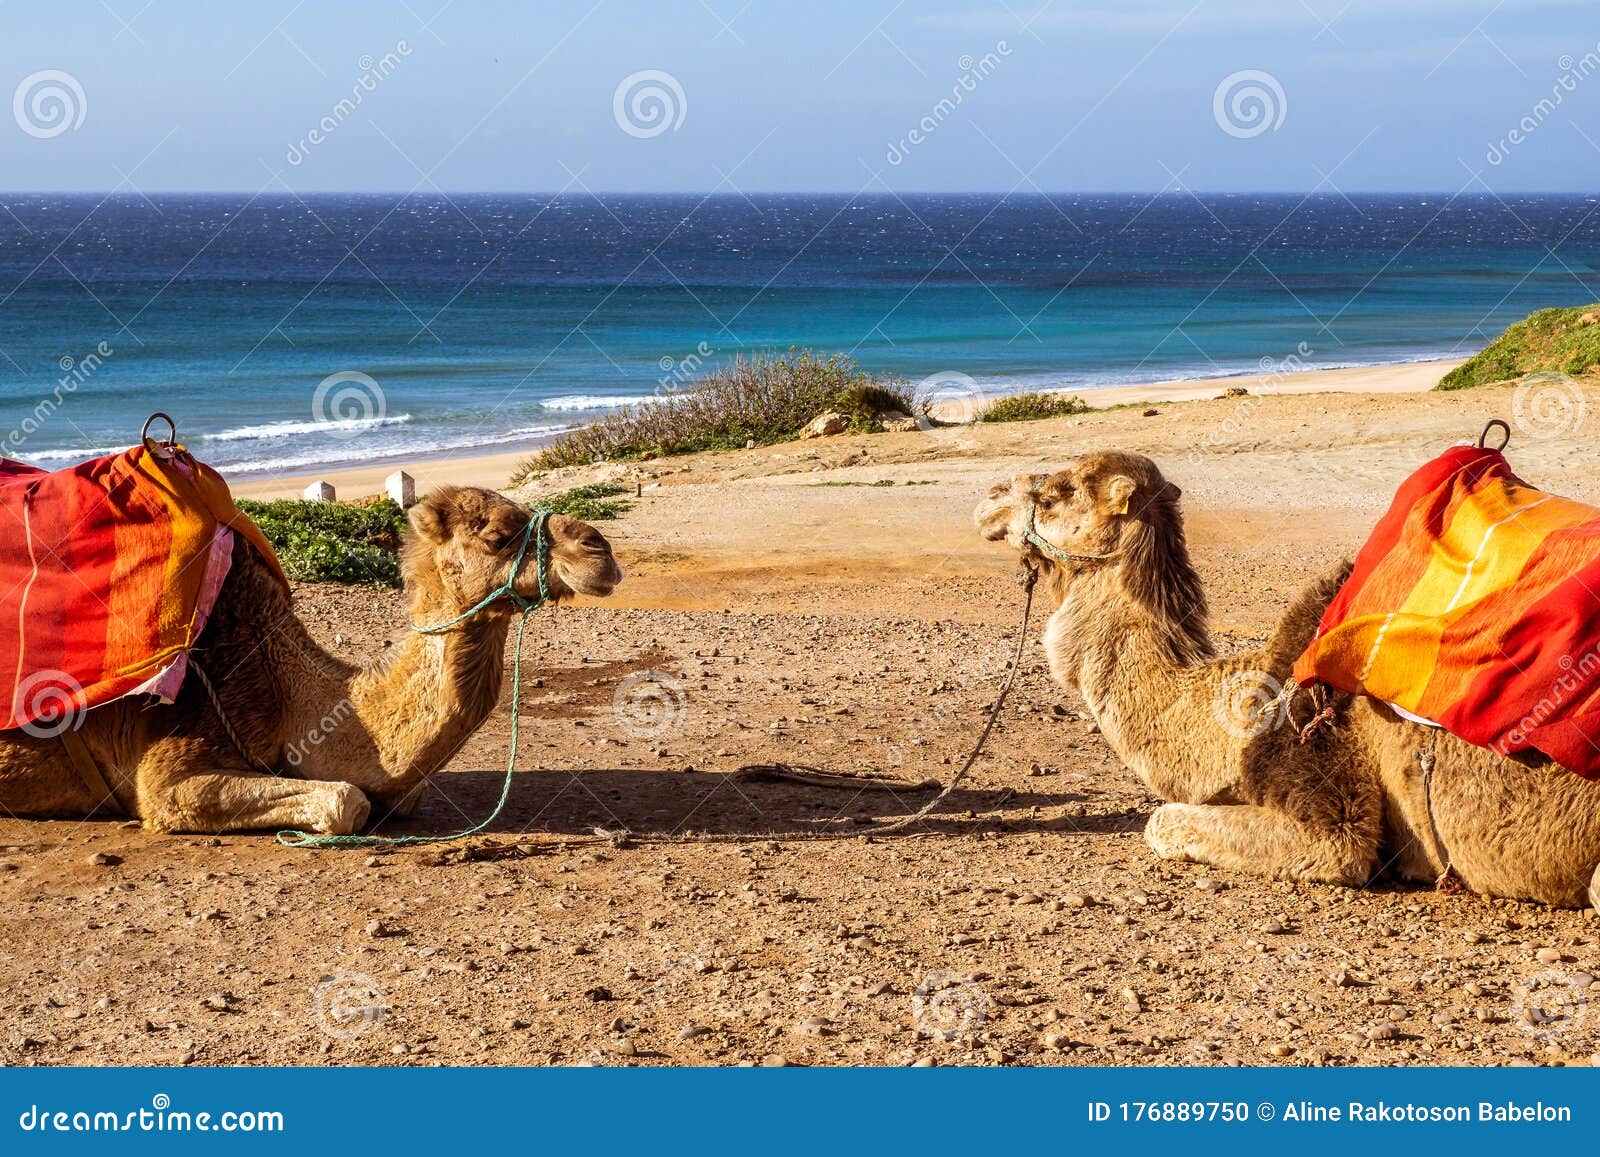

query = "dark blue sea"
[2,193,1598,475]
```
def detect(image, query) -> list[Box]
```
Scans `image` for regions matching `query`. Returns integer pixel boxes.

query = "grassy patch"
[979,391,1089,422]
[529,482,632,520]
[513,350,920,479]
[1438,304,1600,389]
[236,498,408,586]
[807,479,939,487]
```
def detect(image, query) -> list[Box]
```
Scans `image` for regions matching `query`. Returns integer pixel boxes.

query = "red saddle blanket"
[0,445,285,733]
[1293,443,1600,779]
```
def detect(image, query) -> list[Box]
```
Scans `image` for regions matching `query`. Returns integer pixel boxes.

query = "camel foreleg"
[1145,801,1378,888]
[143,772,371,835]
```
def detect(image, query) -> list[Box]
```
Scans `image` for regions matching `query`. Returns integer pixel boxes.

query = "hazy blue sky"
[4,0,1600,193]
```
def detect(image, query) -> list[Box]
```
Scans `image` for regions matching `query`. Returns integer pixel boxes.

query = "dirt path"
[4,380,1598,1068]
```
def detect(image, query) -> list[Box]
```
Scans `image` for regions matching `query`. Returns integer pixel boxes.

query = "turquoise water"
[1,193,1597,474]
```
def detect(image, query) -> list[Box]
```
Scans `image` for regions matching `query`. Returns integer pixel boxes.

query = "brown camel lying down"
[0,486,621,835]
[976,451,1600,908]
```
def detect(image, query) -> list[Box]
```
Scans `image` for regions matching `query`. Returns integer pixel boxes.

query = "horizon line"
[0,189,1595,199]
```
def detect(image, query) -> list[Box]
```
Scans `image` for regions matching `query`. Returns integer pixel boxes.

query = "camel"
[0,486,621,835]
[975,451,1600,908]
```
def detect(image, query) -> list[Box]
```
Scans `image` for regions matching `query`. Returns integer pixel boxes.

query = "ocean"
[2,192,1598,477]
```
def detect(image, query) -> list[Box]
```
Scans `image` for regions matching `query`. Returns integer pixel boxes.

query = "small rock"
[1366,1023,1401,1041]
[86,852,121,867]
[610,1038,637,1057]
[1535,947,1566,965]
[1304,1046,1331,1066]
[1141,408,1160,417]
[761,1054,791,1067]
[910,1057,935,1067]
[1043,1032,1071,1051]
[364,919,389,938]
[677,1025,712,1042]
[1194,878,1224,893]
[1259,918,1289,935]
[1462,931,1485,944]
[1266,1043,1294,1058]
[1062,893,1089,909]
[584,987,614,1002]
[800,411,848,439]
[792,1016,832,1037]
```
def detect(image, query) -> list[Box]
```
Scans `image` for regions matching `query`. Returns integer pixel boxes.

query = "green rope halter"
[277,511,552,849]
[1021,499,1118,566]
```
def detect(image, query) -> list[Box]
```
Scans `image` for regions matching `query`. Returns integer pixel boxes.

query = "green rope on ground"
[276,512,551,850]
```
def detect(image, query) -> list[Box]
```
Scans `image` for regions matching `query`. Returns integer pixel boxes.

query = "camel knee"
[1144,804,1199,862]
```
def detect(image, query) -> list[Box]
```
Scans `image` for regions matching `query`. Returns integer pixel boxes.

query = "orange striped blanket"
[1293,443,1600,780]
[0,445,285,733]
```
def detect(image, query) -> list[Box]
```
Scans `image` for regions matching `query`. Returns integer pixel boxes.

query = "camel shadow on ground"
[373,767,1149,842]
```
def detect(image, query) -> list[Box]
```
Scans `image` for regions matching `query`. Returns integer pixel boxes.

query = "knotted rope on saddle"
[1260,678,1339,745]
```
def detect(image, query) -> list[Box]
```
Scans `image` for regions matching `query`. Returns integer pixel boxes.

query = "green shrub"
[1439,304,1600,390]
[530,483,631,520]
[980,391,1088,422]
[513,350,921,478]
[236,498,408,586]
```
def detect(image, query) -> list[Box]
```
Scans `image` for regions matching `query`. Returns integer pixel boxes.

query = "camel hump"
[1262,558,1354,675]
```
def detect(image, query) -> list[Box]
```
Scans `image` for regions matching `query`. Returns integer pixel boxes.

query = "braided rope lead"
[1021,500,1117,566]
[584,567,1040,849]
[276,513,550,849]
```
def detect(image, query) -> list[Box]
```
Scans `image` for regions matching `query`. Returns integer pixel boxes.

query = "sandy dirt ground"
[5,370,1600,1069]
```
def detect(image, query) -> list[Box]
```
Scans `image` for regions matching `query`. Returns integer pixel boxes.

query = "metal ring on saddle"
[1478,419,1511,452]
[141,412,179,460]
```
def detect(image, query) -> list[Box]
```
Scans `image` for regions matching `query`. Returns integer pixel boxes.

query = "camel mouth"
[552,552,623,599]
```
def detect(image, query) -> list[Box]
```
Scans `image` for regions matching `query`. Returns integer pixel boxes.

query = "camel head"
[403,486,622,614]
[975,452,1208,650]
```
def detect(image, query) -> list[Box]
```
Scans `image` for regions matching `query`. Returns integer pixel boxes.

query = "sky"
[3,0,1600,194]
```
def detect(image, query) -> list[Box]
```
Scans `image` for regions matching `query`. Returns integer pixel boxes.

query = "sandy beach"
[226,358,1464,500]
[8,360,1599,1069]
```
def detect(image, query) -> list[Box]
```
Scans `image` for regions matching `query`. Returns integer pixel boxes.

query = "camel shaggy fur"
[976,451,1600,908]
[0,486,621,835]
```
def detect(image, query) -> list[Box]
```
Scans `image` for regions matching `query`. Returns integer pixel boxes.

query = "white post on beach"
[386,470,415,507]
[303,481,335,502]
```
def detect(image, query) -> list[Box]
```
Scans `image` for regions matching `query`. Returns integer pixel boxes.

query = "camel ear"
[1102,475,1136,516]
[407,499,451,543]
